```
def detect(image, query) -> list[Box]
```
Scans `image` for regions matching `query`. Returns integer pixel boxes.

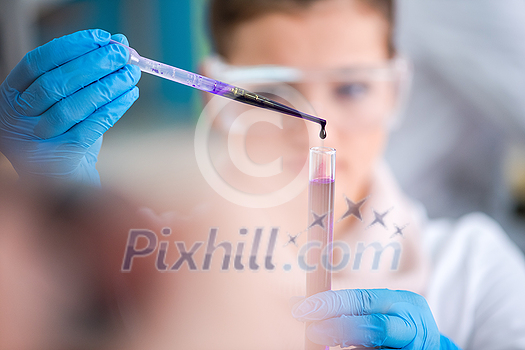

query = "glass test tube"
[306,147,336,350]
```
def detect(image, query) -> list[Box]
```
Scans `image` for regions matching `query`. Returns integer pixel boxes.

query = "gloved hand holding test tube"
[109,40,328,139]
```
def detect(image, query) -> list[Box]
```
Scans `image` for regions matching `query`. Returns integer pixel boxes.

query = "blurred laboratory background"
[0,0,209,127]
[1,0,525,251]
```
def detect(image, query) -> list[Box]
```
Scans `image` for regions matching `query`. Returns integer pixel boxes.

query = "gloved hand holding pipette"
[292,289,461,349]
[0,28,326,186]
[0,29,141,185]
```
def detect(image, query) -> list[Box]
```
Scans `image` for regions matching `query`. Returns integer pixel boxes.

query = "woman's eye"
[335,82,370,99]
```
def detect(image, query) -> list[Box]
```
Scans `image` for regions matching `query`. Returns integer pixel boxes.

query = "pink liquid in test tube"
[306,147,336,350]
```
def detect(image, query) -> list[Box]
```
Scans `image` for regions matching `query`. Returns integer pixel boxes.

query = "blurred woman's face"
[213,0,395,215]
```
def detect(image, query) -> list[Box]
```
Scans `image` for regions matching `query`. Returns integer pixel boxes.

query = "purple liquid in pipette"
[211,81,327,139]
[110,39,328,139]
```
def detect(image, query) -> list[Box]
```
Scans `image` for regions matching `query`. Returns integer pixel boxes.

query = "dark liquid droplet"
[319,125,327,139]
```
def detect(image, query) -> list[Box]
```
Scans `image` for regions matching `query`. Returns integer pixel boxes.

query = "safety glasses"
[203,56,412,130]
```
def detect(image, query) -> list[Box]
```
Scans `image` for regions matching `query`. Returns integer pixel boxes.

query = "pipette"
[109,40,327,139]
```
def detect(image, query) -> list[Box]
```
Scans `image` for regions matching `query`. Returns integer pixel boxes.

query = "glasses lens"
[210,59,407,133]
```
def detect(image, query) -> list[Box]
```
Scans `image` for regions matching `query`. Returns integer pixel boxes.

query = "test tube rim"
[310,146,336,156]
[309,147,336,182]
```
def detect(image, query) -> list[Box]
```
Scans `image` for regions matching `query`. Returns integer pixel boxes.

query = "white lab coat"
[340,163,525,349]
[425,212,525,349]
[318,162,525,349]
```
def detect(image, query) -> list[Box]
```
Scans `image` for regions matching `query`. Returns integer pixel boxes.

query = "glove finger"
[85,135,103,166]
[292,289,427,321]
[440,334,461,350]
[17,42,130,116]
[5,29,111,93]
[65,86,139,149]
[75,136,103,186]
[111,33,129,46]
[307,314,416,349]
[35,64,141,139]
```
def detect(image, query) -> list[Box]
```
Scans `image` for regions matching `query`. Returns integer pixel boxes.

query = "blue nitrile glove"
[292,289,461,349]
[0,29,141,185]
